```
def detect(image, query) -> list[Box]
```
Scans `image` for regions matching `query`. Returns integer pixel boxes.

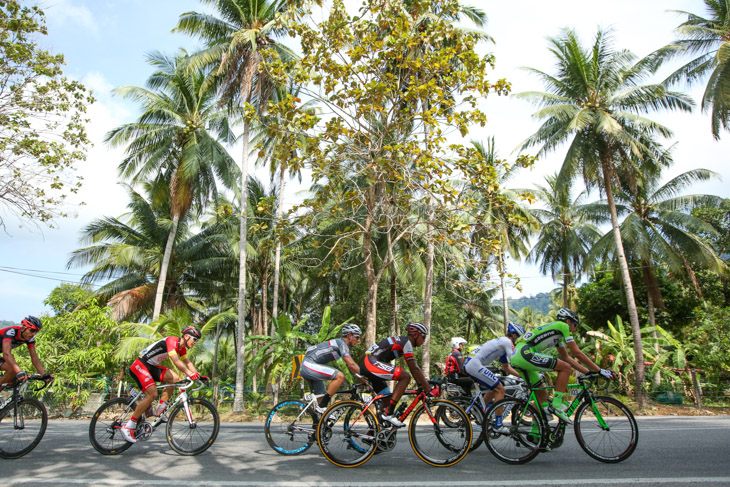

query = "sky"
[0,0,727,321]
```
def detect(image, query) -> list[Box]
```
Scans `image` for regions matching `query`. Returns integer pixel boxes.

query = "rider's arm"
[559,345,593,374]
[28,346,45,375]
[169,351,197,378]
[566,341,601,373]
[455,352,467,376]
[343,356,361,376]
[1,340,21,374]
[502,363,521,378]
[405,357,431,392]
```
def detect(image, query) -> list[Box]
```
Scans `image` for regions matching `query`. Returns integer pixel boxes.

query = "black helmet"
[557,307,579,325]
[406,321,428,336]
[21,316,42,331]
[182,325,202,340]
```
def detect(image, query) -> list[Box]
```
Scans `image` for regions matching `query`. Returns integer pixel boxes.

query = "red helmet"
[21,316,42,331]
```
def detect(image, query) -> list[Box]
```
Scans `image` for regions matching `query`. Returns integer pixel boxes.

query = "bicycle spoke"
[166,398,219,456]
[409,400,471,467]
[265,400,317,455]
[0,399,47,459]
[575,396,638,463]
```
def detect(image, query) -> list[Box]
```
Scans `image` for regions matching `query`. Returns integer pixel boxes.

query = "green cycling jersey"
[516,321,574,353]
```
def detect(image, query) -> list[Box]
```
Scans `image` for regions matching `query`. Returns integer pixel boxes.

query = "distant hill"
[498,292,552,315]
[1,320,19,327]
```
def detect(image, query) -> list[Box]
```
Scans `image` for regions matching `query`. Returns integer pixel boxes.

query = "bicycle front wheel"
[574,395,638,463]
[409,399,472,467]
[483,398,543,465]
[436,397,483,452]
[89,397,137,455]
[166,398,220,456]
[265,400,318,455]
[0,398,48,459]
[317,400,379,468]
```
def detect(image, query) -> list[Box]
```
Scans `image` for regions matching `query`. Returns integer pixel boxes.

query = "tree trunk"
[234,120,251,413]
[422,202,435,378]
[152,213,180,320]
[212,321,221,405]
[498,251,509,334]
[390,272,398,336]
[642,262,663,387]
[363,208,378,347]
[602,159,646,408]
[272,164,285,319]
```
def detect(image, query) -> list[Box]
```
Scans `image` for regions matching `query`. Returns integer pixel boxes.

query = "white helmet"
[450,337,467,349]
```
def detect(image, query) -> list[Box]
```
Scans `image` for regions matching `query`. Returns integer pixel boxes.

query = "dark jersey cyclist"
[300,323,362,412]
[122,326,206,443]
[0,316,52,395]
[360,322,438,427]
[445,336,474,394]
[511,308,614,423]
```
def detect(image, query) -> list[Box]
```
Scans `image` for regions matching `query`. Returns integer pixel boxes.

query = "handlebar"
[13,374,54,393]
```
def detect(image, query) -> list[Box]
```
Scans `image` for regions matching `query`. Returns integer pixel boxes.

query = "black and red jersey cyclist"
[0,316,53,397]
[360,322,439,427]
[122,325,207,443]
[445,336,474,393]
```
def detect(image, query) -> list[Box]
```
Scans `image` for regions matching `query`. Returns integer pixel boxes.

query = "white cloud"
[43,0,97,34]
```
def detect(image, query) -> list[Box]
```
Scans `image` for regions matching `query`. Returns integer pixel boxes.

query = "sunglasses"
[25,328,39,334]
[187,335,199,343]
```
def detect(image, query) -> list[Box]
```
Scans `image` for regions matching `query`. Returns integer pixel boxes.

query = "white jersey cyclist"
[465,336,514,390]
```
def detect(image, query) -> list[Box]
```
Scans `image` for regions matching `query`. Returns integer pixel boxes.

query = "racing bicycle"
[483,371,638,464]
[89,378,219,456]
[0,374,53,459]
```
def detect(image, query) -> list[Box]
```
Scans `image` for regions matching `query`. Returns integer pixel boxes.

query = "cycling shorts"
[299,360,339,395]
[129,358,168,393]
[511,345,558,385]
[465,359,500,390]
[361,356,403,394]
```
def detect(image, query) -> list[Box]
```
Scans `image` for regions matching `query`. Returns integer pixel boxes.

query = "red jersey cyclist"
[122,325,207,443]
[0,316,52,396]
[360,322,438,427]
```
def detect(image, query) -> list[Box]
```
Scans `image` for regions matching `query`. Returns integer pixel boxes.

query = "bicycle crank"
[376,429,397,451]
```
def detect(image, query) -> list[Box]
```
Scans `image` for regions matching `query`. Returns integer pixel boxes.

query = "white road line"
[6,478,730,486]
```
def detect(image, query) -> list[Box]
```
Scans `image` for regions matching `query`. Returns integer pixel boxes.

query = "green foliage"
[686,305,730,374]
[0,0,94,228]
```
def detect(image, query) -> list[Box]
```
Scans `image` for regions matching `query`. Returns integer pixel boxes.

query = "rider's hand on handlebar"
[599,369,615,380]
[200,375,210,383]
[41,373,54,384]
[16,371,29,381]
[427,386,440,398]
[188,372,201,381]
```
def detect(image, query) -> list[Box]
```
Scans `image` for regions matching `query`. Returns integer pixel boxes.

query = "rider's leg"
[551,360,572,408]
[0,361,17,389]
[322,371,345,408]
[385,371,410,415]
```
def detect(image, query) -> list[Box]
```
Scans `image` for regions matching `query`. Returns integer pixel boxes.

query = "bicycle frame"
[126,379,202,439]
[0,376,51,425]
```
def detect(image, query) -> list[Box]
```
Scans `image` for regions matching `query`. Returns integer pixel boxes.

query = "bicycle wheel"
[436,397,484,452]
[574,395,638,463]
[483,398,543,465]
[166,398,220,456]
[317,400,379,467]
[264,400,318,455]
[0,398,48,459]
[408,399,472,467]
[89,397,136,455]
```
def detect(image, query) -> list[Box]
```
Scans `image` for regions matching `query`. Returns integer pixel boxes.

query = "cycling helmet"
[406,321,428,336]
[341,323,362,337]
[450,337,467,349]
[557,307,580,325]
[507,322,525,337]
[182,325,202,340]
[21,316,42,331]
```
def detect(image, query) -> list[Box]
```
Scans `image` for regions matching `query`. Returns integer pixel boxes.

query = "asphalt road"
[3,416,730,486]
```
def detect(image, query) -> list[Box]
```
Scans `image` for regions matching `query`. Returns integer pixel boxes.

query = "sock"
[319,393,331,408]
[125,416,138,429]
[386,399,397,416]
[552,392,565,409]
[495,414,503,427]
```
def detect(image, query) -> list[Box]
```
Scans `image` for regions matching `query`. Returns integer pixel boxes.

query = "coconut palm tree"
[105,50,237,320]
[175,0,299,411]
[527,174,604,308]
[653,0,730,139]
[517,28,693,406]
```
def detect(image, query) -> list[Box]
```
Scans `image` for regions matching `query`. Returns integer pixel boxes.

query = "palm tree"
[527,174,603,308]
[517,28,693,406]
[653,0,730,139]
[175,0,299,412]
[105,50,237,320]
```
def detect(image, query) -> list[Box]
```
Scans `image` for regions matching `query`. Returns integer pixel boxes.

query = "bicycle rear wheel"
[483,398,543,465]
[436,397,483,452]
[264,400,318,455]
[166,398,220,455]
[0,398,48,459]
[409,399,472,467]
[317,400,379,467]
[89,397,136,455]
[574,395,638,463]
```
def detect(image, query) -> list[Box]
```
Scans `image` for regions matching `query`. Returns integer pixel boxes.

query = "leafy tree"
[653,0,730,139]
[0,0,94,229]
[518,28,693,406]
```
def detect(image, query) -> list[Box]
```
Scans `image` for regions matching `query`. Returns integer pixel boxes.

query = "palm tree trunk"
[212,321,221,405]
[602,160,646,408]
[234,120,250,413]
[422,197,435,378]
[152,214,180,320]
[498,251,509,334]
[641,263,663,387]
[272,164,285,319]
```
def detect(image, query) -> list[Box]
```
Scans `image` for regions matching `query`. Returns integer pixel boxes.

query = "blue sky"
[0,0,728,321]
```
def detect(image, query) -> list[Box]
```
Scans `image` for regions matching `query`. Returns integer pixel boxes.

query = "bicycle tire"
[88,396,136,455]
[483,398,543,465]
[0,398,48,459]
[166,398,220,456]
[264,400,318,455]
[437,396,484,452]
[408,399,472,467]
[574,395,638,463]
[317,400,379,468]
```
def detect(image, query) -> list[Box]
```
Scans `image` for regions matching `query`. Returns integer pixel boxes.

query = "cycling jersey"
[445,349,467,377]
[1,326,36,352]
[138,337,187,366]
[465,337,513,390]
[300,339,352,394]
[512,321,574,384]
[361,336,414,394]
[366,336,414,363]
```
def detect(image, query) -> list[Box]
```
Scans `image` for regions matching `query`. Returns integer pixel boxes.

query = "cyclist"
[361,321,437,427]
[0,316,52,398]
[464,323,523,432]
[122,325,207,443]
[299,323,363,413]
[511,307,613,423]
[445,336,474,394]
